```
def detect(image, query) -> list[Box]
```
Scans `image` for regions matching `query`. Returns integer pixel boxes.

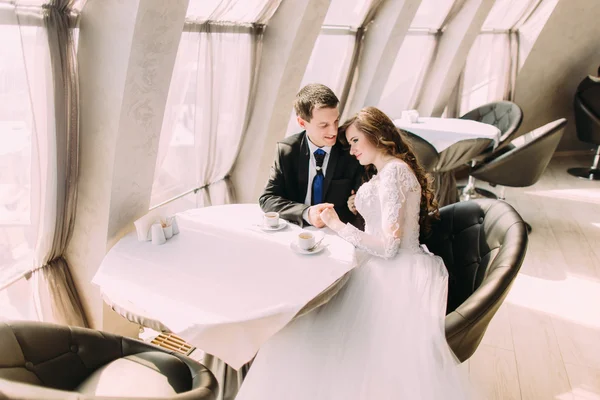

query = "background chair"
[0,321,218,400]
[422,199,528,362]
[470,118,567,232]
[569,76,600,180]
[458,101,524,199]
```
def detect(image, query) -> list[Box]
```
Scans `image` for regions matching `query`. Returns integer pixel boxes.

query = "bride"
[235,107,471,399]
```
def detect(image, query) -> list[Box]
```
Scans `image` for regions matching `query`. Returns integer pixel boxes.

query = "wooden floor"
[458,154,600,400]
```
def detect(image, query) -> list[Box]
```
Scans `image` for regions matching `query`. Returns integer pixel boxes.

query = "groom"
[259,83,363,228]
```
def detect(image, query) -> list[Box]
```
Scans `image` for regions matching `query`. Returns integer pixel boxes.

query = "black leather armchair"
[422,199,528,362]
[470,118,567,232]
[0,321,218,400]
[460,101,524,152]
[458,101,524,199]
[569,75,600,180]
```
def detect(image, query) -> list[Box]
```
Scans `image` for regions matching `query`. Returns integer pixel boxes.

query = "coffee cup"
[297,232,315,250]
[264,212,280,228]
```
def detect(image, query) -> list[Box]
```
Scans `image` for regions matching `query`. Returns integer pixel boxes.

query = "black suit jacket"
[259,131,364,227]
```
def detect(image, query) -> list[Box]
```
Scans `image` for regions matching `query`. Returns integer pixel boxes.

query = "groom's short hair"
[294,84,339,122]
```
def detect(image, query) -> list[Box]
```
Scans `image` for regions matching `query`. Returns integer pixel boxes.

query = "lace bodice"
[338,160,422,259]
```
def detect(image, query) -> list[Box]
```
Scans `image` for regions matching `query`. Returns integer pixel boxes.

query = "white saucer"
[259,219,288,231]
[290,241,326,255]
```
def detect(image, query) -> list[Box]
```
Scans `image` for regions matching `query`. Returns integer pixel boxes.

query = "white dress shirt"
[302,138,331,224]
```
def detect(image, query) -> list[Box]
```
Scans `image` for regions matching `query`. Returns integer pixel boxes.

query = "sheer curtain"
[0,0,87,326]
[150,1,279,211]
[0,4,45,319]
[377,34,437,118]
[376,0,455,119]
[285,0,381,136]
[194,23,262,207]
[284,30,356,135]
[458,33,511,114]
[457,0,543,115]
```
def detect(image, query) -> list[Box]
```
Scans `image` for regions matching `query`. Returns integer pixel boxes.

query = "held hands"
[347,190,357,215]
[307,203,335,228]
[320,207,345,232]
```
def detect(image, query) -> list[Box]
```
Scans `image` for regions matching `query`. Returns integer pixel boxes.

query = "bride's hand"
[347,190,357,215]
[320,208,345,232]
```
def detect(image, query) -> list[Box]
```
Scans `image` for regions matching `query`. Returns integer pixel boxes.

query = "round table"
[394,117,501,206]
[93,204,359,369]
[393,117,501,152]
[95,204,360,400]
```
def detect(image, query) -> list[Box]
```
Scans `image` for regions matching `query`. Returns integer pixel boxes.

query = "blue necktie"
[312,149,326,205]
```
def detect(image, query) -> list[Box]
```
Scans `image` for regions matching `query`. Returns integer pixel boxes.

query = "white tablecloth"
[394,117,501,152]
[92,204,357,369]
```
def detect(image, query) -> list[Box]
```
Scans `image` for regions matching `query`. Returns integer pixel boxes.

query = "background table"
[394,117,501,206]
[394,117,501,152]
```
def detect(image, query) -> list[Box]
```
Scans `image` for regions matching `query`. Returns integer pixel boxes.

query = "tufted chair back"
[460,101,523,152]
[0,321,218,399]
[422,199,528,362]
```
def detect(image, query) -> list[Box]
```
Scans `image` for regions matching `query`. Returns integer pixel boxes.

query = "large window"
[0,0,86,321]
[285,0,378,135]
[284,30,356,135]
[0,23,39,287]
[459,33,511,115]
[150,0,281,209]
[377,34,436,119]
[376,0,454,118]
[458,0,543,115]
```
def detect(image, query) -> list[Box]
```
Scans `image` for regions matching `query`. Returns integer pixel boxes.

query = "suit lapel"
[323,144,339,199]
[298,132,310,202]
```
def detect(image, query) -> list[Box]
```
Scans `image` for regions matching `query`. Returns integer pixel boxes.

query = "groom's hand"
[307,203,334,228]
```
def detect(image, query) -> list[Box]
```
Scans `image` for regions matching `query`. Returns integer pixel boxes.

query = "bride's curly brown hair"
[339,106,439,236]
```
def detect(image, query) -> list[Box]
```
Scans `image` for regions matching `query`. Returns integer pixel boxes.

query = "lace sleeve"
[337,162,413,259]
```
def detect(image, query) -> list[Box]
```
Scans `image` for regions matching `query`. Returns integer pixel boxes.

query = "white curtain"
[517,0,559,70]
[186,0,280,24]
[284,31,356,136]
[0,4,54,319]
[0,0,88,325]
[373,0,455,119]
[458,33,511,115]
[150,24,262,209]
[285,0,383,136]
[149,32,199,206]
[151,0,280,211]
[457,0,546,115]
[377,34,437,119]
[194,24,261,207]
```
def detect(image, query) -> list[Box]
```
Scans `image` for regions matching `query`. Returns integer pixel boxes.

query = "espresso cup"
[297,232,315,250]
[264,212,280,228]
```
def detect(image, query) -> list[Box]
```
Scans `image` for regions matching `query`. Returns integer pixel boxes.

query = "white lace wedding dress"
[236,160,471,399]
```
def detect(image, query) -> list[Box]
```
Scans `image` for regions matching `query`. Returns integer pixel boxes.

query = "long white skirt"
[235,249,472,399]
